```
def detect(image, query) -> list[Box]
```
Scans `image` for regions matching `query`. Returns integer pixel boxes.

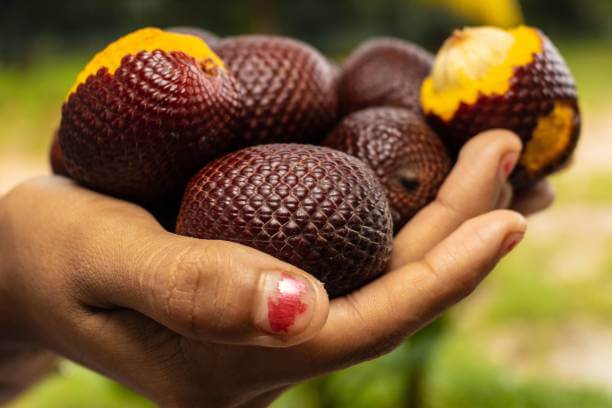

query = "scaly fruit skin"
[216,35,338,147]
[422,27,580,189]
[60,28,243,203]
[166,26,220,48]
[337,38,433,116]
[324,107,451,231]
[50,131,69,177]
[176,144,393,298]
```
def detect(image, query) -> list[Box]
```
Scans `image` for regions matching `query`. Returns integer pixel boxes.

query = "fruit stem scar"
[200,58,219,76]
[397,167,420,192]
[268,273,309,333]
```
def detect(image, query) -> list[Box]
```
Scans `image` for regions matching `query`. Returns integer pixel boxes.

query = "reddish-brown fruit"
[176,144,393,297]
[50,131,69,177]
[60,28,243,203]
[216,35,338,146]
[337,38,433,116]
[422,26,580,188]
[166,26,220,48]
[324,107,451,231]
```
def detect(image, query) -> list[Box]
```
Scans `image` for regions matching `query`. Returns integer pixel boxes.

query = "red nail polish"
[504,239,519,254]
[267,273,309,333]
[500,232,524,256]
[500,152,519,179]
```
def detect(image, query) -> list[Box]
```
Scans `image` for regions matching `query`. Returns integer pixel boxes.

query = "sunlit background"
[1,0,612,406]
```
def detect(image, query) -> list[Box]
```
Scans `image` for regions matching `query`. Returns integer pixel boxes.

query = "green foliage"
[3,0,610,62]
[553,172,612,206]
[426,334,612,408]
[0,56,83,153]
[9,362,154,408]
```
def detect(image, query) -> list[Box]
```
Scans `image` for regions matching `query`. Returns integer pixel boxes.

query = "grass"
[558,39,612,111]
[4,39,612,407]
[0,55,85,153]
[9,362,153,408]
[553,171,612,206]
[425,334,612,408]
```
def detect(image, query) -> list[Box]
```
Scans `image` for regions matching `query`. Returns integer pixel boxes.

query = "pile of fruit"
[51,25,580,297]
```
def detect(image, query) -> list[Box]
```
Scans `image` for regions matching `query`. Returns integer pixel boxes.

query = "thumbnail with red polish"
[256,272,315,336]
[268,273,309,332]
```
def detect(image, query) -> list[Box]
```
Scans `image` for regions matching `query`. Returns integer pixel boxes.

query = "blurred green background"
[2,0,612,407]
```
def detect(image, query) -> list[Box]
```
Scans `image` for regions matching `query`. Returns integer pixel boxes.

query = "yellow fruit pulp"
[421,25,542,121]
[66,27,224,100]
[521,101,576,173]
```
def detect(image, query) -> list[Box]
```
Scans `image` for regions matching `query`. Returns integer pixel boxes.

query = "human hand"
[0,130,527,407]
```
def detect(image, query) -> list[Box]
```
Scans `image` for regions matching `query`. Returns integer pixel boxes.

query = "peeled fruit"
[50,131,69,177]
[216,35,338,146]
[337,38,434,116]
[176,144,393,297]
[421,26,580,188]
[166,26,220,48]
[324,107,451,231]
[59,27,244,203]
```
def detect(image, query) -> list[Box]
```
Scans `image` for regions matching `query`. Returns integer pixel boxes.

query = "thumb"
[70,225,330,348]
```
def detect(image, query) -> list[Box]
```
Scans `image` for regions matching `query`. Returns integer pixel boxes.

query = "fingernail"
[499,232,525,257]
[500,152,520,180]
[254,272,316,336]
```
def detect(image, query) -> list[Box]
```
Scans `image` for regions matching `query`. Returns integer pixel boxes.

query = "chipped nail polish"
[256,272,314,335]
[500,232,525,257]
[500,152,520,179]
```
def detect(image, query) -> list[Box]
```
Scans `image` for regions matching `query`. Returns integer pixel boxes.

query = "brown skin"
[1,131,553,407]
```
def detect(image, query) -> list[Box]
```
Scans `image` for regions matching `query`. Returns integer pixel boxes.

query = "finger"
[281,210,527,377]
[391,130,522,268]
[512,180,555,216]
[496,183,514,209]
[62,191,329,348]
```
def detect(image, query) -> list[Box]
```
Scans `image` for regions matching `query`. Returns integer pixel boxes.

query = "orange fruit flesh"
[520,101,576,173]
[66,27,224,101]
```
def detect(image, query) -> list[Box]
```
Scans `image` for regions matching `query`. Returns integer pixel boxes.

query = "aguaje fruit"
[324,107,451,231]
[176,144,393,297]
[421,26,580,188]
[337,38,434,116]
[50,131,69,177]
[216,35,338,146]
[59,27,243,203]
[166,26,220,48]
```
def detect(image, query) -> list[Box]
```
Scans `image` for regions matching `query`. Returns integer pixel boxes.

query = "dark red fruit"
[216,35,338,146]
[167,26,220,48]
[337,38,433,116]
[176,144,393,297]
[50,131,69,177]
[324,108,451,231]
[60,28,243,203]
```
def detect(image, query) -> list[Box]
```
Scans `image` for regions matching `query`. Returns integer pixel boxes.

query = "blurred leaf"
[422,0,524,27]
